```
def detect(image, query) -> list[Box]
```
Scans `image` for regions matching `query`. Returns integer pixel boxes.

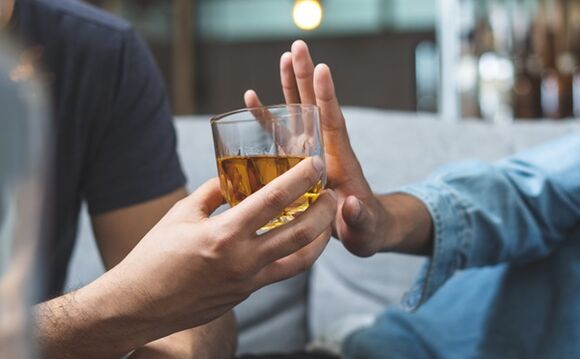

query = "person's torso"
[11,0,131,299]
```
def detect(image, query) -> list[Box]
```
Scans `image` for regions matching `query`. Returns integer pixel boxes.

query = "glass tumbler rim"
[210,103,319,126]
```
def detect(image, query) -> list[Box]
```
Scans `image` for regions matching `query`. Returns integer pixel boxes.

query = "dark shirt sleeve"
[82,29,186,215]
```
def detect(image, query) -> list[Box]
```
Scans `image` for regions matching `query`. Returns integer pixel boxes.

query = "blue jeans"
[344,132,580,359]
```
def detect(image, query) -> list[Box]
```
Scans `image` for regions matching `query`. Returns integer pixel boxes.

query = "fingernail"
[345,196,362,224]
[312,156,325,174]
[352,199,362,221]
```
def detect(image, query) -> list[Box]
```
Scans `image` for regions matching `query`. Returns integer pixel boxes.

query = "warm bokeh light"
[293,0,323,31]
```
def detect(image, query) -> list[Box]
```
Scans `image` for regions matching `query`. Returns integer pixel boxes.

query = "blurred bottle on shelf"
[434,0,580,122]
[512,0,543,119]
[477,1,514,123]
[457,0,480,118]
[540,0,573,119]
[567,0,580,117]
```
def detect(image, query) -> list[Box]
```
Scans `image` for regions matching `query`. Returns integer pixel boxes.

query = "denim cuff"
[395,182,471,311]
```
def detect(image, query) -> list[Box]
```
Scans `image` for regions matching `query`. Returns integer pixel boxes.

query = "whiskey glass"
[211,104,325,231]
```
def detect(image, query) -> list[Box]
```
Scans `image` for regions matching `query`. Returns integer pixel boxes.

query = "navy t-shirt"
[10,0,187,299]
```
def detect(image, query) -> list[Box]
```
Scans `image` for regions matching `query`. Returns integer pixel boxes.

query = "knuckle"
[220,214,244,236]
[295,69,313,80]
[172,198,188,212]
[218,216,240,236]
[306,170,319,186]
[211,237,229,255]
[303,164,320,185]
[293,253,310,275]
[328,192,339,208]
[205,227,236,258]
[290,225,313,246]
[265,187,291,208]
[313,196,337,221]
[322,227,333,239]
[256,245,275,266]
[215,230,232,248]
[321,193,338,213]
[227,263,249,281]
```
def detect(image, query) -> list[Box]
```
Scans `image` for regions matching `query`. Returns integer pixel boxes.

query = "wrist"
[132,334,194,358]
[131,312,237,359]
[378,194,434,255]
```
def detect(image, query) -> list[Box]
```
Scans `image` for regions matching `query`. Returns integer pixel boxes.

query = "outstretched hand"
[245,40,393,257]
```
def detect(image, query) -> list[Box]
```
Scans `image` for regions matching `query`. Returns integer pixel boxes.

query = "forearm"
[385,133,580,267]
[131,311,237,359]
[372,135,580,311]
[185,311,237,359]
[35,271,161,359]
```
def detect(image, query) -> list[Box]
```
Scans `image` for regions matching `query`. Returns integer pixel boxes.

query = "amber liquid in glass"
[217,155,323,230]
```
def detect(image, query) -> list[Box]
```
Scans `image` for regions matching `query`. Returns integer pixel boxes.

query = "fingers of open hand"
[244,90,294,143]
[244,90,273,126]
[280,51,300,104]
[244,89,263,108]
[256,189,337,265]
[313,64,348,139]
[224,156,325,232]
[254,226,332,287]
[291,40,316,105]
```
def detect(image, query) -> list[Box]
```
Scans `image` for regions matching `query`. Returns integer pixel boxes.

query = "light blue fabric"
[343,132,580,359]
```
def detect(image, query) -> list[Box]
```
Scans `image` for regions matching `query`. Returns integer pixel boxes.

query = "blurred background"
[85,0,580,123]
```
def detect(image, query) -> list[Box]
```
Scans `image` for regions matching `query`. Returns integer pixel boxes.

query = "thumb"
[341,195,373,229]
[176,178,225,219]
[337,195,379,257]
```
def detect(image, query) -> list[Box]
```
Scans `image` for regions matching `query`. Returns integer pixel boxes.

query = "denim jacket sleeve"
[398,132,580,310]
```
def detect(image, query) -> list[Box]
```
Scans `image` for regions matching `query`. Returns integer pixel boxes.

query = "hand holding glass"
[211,104,326,231]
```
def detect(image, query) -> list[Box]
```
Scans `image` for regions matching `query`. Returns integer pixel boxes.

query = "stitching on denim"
[446,186,472,268]
[397,186,436,310]
[397,184,466,309]
[423,189,442,303]
[421,183,469,306]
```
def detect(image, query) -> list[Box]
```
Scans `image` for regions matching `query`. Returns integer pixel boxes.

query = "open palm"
[245,41,391,257]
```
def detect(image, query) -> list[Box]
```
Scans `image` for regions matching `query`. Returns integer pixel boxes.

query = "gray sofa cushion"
[309,108,580,339]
